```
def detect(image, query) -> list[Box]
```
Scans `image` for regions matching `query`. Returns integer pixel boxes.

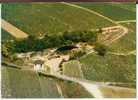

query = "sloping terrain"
[2,3,114,37]
[1,66,93,98]
[109,22,136,53]
[62,60,84,78]
[74,2,135,21]
[1,2,136,98]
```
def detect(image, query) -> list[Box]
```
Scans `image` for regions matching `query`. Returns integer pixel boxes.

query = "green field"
[75,2,135,21]
[1,67,61,98]
[2,66,93,98]
[2,3,114,37]
[1,2,136,98]
[62,60,83,78]
[80,53,136,83]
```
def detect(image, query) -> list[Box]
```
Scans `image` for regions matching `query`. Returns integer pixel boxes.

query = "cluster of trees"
[2,41,14,57]
[94,43,107,56]
[63,31,97,43]
[2,30,98,54]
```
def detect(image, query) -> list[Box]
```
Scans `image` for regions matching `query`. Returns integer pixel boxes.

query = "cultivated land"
[2,3,114,37]
[80,53,136,84]
[75,2,135,21]
[1,2,136,98]
[2,67,94,98]
[62,60,84,78]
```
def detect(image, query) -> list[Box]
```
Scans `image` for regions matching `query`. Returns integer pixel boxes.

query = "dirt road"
[1,19,28,39]
[40,72,136,98]
[108,50,136,56]
[116,20,136,24]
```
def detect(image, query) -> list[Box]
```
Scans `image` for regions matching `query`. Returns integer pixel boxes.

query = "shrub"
[94,43,107,56]
[2,30,98,54]
[63,31,97,43]
[70,50,86,59]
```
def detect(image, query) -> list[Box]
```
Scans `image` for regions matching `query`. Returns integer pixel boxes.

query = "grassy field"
[1,66,93,98]
[2,3,115,37]
[109,22,136,53]
[1,67,60,98]
[80,53,136,84]
[74,2,135,21]
[75,3,136,86]
[62,60,83,78]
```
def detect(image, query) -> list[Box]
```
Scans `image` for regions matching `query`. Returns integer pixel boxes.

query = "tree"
[63,30,97,43]
[94,43,107,56]
[2,44,9,57]
[70,49,86,59]
[2,41,15,57]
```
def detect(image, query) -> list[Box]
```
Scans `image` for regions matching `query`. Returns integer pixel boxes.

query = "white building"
[33,60,45,71]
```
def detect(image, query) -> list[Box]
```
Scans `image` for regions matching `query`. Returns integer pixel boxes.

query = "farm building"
[56,45,78,52]
[33,60,45,71]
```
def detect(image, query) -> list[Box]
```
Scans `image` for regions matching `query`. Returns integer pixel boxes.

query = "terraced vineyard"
[1,2,136,98]
[2,67,93,98]
[80,53,136,85]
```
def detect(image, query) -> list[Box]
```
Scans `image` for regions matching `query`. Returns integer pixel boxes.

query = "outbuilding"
[33,60,45,71]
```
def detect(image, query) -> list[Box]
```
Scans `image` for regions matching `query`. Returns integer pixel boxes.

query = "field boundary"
[108,50,136,56]
[61,2,118,25]
[1,19,28,39]
[116,20,136,24]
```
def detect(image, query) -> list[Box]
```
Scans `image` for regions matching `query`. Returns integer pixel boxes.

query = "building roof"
[33,60,44,64]
[56,45,78,52]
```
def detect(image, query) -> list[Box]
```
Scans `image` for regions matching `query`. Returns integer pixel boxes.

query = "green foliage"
[1,67,61,98]
[10,54,18,61]
[3,30,97,53]
[1,29,14,42]
[2,44,9,57]
[2,3,114,36]
[2,40,15,57]
[63,31,97,43]
[70,50,86,60]
[94,43,107,56]
[12,34,66,53]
